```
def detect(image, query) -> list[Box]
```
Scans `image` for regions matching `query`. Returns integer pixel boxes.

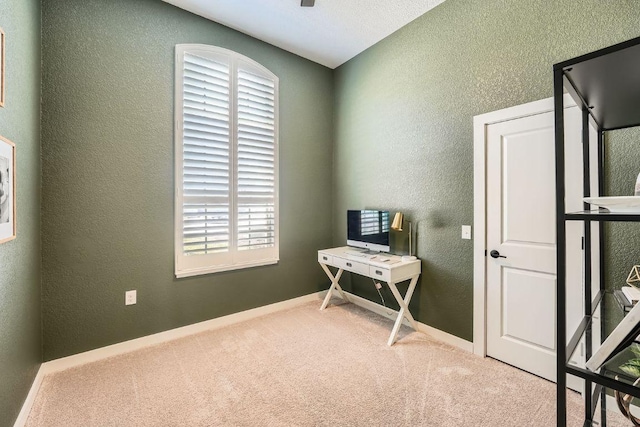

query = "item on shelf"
[614,376,640,426]
[616,344,640,426]
[583,196,640,213]
[624,285,640,304]
[614,289,634,313]
[628,265,640,287]
[586,301,640,371]
[619,343,640,377]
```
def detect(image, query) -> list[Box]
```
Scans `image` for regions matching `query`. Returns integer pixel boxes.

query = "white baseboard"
[42,292,325,375]
[40,290,471,376]
[15,289,472,426]
[13,292,324,427]
[13,366,45,427]
[340,291,473,352]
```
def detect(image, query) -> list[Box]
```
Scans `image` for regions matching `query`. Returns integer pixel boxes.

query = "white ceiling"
[162,0,446,69]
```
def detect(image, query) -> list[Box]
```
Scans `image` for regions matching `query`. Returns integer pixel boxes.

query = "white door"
[485,105,590,383]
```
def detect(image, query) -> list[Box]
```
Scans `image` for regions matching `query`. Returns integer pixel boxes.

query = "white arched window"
[174,45,279,277]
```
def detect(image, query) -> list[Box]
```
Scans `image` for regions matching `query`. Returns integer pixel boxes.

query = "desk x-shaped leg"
[386,275,420,346]
[319,264,350,310]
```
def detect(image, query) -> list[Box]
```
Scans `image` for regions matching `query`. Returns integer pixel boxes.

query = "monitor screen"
[347,210,390,252]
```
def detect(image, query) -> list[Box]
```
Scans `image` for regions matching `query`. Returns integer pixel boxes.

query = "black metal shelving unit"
[555,36,640,427]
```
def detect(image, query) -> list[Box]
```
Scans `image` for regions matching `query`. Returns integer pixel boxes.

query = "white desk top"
[318,246,419,269]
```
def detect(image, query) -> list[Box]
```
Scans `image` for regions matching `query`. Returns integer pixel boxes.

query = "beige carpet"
[26,298,629,426]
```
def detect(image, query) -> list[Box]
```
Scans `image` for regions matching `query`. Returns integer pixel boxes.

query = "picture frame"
[0,134,16,244]
[0,26,4,107]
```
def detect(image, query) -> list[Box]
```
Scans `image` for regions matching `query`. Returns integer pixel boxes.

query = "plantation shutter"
[175,45,279,278]
[181,53,231,255]
[236,65,276,251]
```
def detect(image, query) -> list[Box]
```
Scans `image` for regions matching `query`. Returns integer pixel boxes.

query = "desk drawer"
[333,256,369,275]
[369,265,391,282]
[318,252,333,265]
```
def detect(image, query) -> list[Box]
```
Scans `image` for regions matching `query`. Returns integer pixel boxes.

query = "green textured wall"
[0,0,41,425]
[41,0,334,361]
[334,0,640,340]
[605,128,640,292]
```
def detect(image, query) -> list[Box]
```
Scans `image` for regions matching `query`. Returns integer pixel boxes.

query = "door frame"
[472,94,576,357]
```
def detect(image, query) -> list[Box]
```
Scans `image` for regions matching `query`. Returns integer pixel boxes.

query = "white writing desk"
[317,246,421,346]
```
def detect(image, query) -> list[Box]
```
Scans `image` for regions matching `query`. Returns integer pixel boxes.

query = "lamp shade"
[391,212,404,231]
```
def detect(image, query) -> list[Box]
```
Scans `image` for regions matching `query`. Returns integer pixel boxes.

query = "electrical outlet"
[462,225,472,240]
[125,290,137,306]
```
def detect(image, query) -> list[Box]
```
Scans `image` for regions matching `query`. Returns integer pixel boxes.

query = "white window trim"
[174,44,279,278]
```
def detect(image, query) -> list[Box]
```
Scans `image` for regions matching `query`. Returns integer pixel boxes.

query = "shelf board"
[565,210,640,221]
[554,36,640,131]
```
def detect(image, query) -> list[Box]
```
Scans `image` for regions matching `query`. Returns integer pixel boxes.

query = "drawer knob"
[322,256,328,261]
[375,270,382,275]
[346,262,352,267]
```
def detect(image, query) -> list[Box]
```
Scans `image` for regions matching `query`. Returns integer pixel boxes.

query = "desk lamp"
[391,212,417,261]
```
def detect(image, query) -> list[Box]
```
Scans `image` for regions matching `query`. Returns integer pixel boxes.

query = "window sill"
[175,258,279,278]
